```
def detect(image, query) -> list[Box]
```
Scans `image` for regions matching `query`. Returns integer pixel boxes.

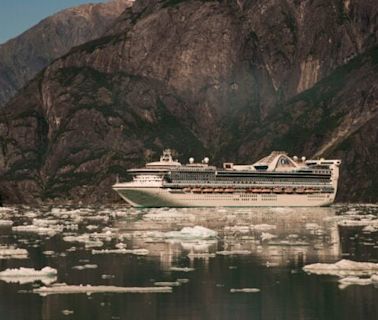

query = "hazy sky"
[0,0,106,44]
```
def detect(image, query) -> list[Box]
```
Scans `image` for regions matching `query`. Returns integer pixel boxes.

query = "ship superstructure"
[113,150,341,207]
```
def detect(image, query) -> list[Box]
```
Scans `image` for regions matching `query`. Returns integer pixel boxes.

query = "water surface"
[0,205,377,320]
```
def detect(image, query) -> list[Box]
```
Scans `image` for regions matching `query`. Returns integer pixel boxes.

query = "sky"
[0,0,106,44]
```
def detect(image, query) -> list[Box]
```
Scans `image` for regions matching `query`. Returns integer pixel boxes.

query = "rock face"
[0,0,133,107]
[0,0,377,203]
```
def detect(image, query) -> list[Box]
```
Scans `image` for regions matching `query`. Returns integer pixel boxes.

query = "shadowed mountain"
[0,0,377,203]
[0,0,133,107]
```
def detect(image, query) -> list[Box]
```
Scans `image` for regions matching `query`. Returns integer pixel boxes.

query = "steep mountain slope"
[0,0,133,107]
[0,0,377,203]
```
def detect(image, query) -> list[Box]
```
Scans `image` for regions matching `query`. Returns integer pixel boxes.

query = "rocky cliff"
[0,0,377,204]
[0,0,133,107]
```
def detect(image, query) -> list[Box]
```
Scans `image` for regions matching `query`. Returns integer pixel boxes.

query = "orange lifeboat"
[305,188,315,194]
[202,188,214,193]
[192,188,202,193]
[224,188,235,193]
[260,188,271,193]
[183,188,191,193]
[214,188,224,193]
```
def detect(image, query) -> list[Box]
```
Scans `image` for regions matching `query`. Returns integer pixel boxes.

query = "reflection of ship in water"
[115,207,341,269]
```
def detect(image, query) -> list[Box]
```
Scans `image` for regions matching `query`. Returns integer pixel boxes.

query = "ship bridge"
[230,151,302,172]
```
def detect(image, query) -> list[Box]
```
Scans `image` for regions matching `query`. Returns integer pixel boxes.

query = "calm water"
[0,205,377,320]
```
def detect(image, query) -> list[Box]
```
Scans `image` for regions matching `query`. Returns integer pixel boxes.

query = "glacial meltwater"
[0,205,377,320]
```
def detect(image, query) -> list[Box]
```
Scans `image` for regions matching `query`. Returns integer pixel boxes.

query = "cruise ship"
[113,150,341,207]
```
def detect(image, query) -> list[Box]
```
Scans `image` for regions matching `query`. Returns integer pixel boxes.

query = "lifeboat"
[305,188,315,194]
[251,188,261,193]
[202,188,214,193]
[295,187,304,194]
[192,188,202,193]
[245,189,254,193]
[273,187,284,194]
[285,187,294,194]
[260,188,271,193]
[214,188,224,193]
[183,188,191,193]
[224,188,235,193]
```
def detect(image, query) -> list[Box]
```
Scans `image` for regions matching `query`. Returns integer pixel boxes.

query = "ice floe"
[0,220,13,227]
[164,226,217,240]
[0,267,57,284]
[252,224,277,231]
[170,267,195,272]
[72,264,98,270]
[91,248,149,255]
[0,247,28,259]
[230,288,260,293]
[303,259,378,277]
[12,225,63,237]
[33,283,172,295]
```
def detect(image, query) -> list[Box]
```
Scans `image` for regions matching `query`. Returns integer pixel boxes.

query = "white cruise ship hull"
[114,187,335,207]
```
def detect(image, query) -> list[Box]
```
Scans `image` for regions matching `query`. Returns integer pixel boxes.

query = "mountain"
[0,0,377,204]
[0,0,133,107]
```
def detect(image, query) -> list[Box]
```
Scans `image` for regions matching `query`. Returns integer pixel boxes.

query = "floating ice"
[63,235,104,248]
[252,224,276,231]
[338,276,373,289]
[0,220,13,227]
[0,247,28,259]
[62,310,74,316]
[261,232,277,241]
[224,226,250,233]
[188,252,216,258]
[33,283,172,295]
[216,250,251,256]
[143,209,195,222]
[0,267,57,284]
[230,288,260,293]
[170,267,195,272]
[12,225,62,237]
[91,248,149,255]
[165,226,217,240]
[303,259,378,277]
[72,264,98,270]
[154,281,181,287]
